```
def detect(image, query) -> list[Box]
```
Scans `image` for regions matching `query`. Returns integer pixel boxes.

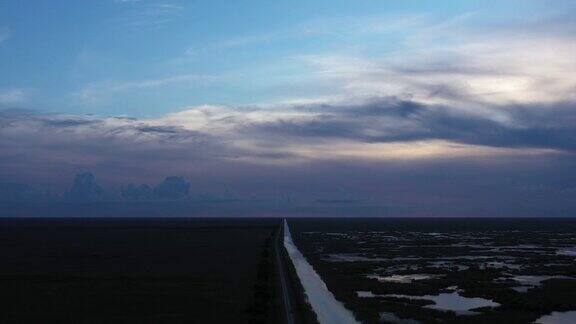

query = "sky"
[1,0,576,216]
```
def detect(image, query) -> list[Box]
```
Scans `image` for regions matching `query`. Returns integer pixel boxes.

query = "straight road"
[275,219,295,324]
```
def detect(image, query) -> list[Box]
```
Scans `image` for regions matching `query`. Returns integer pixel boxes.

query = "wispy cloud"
[164,46,197,66]
[124,2,184,29]
[0,88,29,104]
[97,10,576,162]
[215,14,430,49]
[57,9,576,162]
[75,73,218,102]
[295,27,576,109]
[0,27,11,44]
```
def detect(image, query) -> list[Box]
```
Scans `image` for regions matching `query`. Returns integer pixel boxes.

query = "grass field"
[0,218,280,323]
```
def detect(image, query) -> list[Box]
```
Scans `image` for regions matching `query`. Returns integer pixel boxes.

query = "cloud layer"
[1,90,575,216]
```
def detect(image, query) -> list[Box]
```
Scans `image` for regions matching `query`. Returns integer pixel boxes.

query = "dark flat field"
[289,218,576,324]
[0,218,280,323]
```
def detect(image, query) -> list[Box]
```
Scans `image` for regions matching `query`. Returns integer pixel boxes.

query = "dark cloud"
[255,118,361,139]
[42,118,101,127]
[135,125,181,134]
[251,99,576,151]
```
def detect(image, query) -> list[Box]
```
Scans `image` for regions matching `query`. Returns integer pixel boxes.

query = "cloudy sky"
[1,0,576,216]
